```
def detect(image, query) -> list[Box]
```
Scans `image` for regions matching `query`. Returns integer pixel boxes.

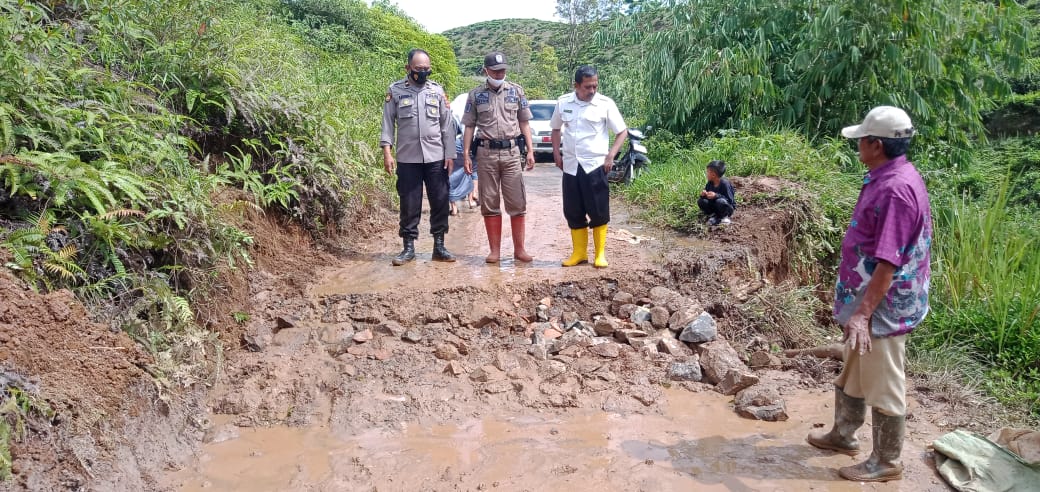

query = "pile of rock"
[523,286,788,421]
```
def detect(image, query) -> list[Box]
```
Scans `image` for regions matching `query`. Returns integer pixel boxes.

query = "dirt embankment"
[0,168,1002,490]
[0,271,196,491]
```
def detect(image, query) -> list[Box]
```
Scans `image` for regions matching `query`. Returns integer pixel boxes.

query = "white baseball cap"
[841,106,916,139]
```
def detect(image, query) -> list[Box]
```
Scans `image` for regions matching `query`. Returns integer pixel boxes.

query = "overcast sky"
[375,0,561,33]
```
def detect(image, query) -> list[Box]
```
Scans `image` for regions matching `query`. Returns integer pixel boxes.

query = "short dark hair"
[707,160,726,177]
[407,49,429,65]
[867,137,911,159]
[574,65,598,85]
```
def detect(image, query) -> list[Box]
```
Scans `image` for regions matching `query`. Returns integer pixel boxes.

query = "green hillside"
[444,18,566,59]
[444,18,567,77]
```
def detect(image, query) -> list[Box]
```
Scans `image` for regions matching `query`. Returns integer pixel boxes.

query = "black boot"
[432,233,456,262]
[392,237,415,266]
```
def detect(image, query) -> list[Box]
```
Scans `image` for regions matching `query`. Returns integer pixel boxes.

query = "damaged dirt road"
[3,162,976,491]
[163,163,958,492]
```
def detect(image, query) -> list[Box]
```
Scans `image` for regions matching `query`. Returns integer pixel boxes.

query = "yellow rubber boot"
[561,228,589,267]
[592,224,608,268]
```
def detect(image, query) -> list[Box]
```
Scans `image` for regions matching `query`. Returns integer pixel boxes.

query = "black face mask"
[410,69,431,85]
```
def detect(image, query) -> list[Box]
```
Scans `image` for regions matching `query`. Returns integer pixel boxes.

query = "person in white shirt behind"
[550,65,628,268]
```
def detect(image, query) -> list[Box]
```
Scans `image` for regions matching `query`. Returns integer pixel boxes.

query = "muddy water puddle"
[171,388,946,491]
[311,163,715,296]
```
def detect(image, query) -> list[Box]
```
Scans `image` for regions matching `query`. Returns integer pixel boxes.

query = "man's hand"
[604,157,613,174]
[554,152,563,170]
[700,190,708,198]
[464,155,473,175]
[706,191,717,199]
[444,158,454,174]
[525,152,535,171]
[843,313,872,355]
[383,154,396,175]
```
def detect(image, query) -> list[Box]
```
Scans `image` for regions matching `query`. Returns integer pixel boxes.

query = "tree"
[555,0,622,68]
[503,33,533,74]
[522,45,563,99]
[604,0,1030,163]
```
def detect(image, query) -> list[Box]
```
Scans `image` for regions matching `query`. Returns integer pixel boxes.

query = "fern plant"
[2,211,86,291]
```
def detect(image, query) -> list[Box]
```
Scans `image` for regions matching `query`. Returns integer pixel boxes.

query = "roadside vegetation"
[0,0,457,474]
[611,0,1039,416]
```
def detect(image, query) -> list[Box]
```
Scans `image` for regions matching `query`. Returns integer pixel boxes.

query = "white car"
[450,94,557,160]
[526,99,557,160]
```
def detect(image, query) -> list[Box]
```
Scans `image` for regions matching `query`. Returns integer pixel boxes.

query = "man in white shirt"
[550,65,628,268]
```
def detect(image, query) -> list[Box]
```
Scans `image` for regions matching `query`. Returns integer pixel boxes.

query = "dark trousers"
[397,161,449,239]
[562,166,610,230]
[698,197,734,218]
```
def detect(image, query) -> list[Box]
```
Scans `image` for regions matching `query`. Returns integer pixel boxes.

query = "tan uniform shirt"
[380,78,454,163]
[461,81,533,140]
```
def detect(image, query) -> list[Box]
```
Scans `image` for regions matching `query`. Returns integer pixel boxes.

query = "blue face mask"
[410,69,431,85]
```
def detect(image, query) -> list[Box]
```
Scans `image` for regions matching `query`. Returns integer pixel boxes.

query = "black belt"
[477,137,520,149]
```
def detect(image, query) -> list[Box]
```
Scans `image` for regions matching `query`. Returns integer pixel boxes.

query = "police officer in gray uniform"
[380,48,456,265]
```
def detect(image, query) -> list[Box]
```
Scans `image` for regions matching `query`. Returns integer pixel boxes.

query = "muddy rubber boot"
[562,228,589,267]
[431,233,456,262]
[510,215,533,262]
[808,386,866,455]
[592,224,608,268]
[392,237,415,266]
[484,215,502,263]
[839,409,905,482]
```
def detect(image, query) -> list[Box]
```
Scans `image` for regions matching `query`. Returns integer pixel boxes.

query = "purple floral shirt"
[834,155,932,337]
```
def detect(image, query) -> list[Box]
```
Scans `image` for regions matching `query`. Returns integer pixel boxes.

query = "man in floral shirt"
[807,106,932,483]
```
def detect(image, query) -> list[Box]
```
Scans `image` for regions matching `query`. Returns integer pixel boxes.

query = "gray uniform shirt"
[380,78,454,163]
[461,81,533,140]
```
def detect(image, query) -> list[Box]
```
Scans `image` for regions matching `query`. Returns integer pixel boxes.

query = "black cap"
[484,51,508,70]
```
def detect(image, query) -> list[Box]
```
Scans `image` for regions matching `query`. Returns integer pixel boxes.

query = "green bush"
[0,0,455,385]
[605,0,1030,167]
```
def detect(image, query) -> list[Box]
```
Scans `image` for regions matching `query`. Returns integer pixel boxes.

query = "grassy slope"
[443,18,567,59]
[626,129,1040,415]
[0,1,458,468]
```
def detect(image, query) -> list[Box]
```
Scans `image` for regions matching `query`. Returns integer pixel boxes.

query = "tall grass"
[920,176,1040,411]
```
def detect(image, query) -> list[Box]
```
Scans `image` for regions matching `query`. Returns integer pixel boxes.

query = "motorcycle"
[606,127,651,185]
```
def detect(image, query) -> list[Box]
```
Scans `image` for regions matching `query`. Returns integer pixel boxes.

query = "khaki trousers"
[476,147,526,217]
[834,334,907,416]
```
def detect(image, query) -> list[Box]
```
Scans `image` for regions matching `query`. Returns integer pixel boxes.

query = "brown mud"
[3,163,991,490]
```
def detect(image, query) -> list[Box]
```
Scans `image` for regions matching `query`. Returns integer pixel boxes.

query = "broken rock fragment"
[434,343,460,361]
[352,329,374,343]
[667,357,702,382]
[677,312,717,343]
[590,342,620,358]
[611,292,634,314]
[734,386,788,421]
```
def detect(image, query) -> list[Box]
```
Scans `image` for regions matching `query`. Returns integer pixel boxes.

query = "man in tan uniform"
[461,51,535,264]
[380,48,456,266]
